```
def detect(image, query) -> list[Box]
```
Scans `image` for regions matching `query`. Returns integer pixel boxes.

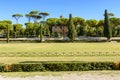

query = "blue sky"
[0,0,120,26]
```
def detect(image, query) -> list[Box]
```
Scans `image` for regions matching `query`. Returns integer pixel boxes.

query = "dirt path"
[0,73,120,80]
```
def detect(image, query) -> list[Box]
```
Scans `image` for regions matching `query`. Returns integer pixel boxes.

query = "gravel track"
[0,73,120,80]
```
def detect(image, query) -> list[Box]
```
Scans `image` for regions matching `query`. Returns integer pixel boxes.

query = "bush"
[43,62,113,71]
[113,61,120,70]
[0,61,118,72]
[43,63,69,71]
[11,63,45,72]
[21,63,45,72]
[10,64,22,72]
[0,64,4,72]
[91,62,113,70]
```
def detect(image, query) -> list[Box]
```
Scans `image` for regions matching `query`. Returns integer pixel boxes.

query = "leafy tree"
[104,9,112,41]
[110,18,120,27]
[13,24,23,38]
[83,25,90,36]
[0,20,12,24]
[25,22,34,37]
[116,25,120,36]
[85,19,98,36]
[109,13,114,16]
[12,14,23,24]
[109,17,120,36]
[111,26,118,37]
[34,22,40,37]
[96,20,104,36]
[25,22,40,37]
[25,14,32,22]
[0,20,12,42]
[39,12,49,21]
[73,17,85,36]
[26,10,42,37]
[68,14,76,41]
[37,24,43,42]
[96,26,104,37]
[29,10,41,23]
[97,20,104,27]
[86,26,97,36]
[0,23,10,40]
[30,10,39,15]
[39,12,49,36]
[31,15,41,23]
[73,17,85,29]
[86,19,98,27]
[43,24,50,37]
[76,25,83,36]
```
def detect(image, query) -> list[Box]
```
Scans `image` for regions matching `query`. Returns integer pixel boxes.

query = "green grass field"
[0,42,120,64]
[0,43,120,52]
[1,56,120,64]
[0,42,120,77]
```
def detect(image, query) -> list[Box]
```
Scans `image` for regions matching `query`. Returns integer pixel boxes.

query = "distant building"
[52,25,68,37]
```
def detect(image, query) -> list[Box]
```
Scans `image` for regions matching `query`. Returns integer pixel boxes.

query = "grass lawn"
[0,42,120,52]
[0,42,120,64]
[0,42,120,77]
[1,56,120,64]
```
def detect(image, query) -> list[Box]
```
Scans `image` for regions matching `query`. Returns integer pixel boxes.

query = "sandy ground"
[0,73,120,80]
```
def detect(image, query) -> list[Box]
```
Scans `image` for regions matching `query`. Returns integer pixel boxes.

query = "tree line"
[0,10,120,42]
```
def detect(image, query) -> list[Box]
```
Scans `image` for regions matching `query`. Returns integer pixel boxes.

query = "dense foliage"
[0,10,120,42]
[104,10,112,40]
[0,61,120,72]
[68,14,76,41]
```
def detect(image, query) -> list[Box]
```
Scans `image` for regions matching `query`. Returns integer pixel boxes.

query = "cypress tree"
[7,24,9,43]
[38,24,42,42]
[104,9,112,41]
[68,14,76,41]
[40,24,42,42]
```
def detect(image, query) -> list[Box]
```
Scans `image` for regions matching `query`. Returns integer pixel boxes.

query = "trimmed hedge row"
[43,62,114,71]
[0,61,120,72]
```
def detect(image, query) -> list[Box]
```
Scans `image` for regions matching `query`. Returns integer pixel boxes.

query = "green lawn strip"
[0,56,120,64]
[0,43,120,52]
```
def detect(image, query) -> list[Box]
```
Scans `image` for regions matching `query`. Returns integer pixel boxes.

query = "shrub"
[4,64,11,72]
[0,61,118,72]
[43,63,69,71]
[11,63,45,72]
[21,63,45,72]
[0,64,4,72]
[43,62,113,71]
[91,62,113,70]
[10,64,22,72]
[113,61,119,70]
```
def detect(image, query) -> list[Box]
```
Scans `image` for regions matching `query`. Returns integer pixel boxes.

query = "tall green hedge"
[0,61,120,72]
[0,65,4,72]
[10,63,45,72]
[68,14,76,41]
[104,9,112,40]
